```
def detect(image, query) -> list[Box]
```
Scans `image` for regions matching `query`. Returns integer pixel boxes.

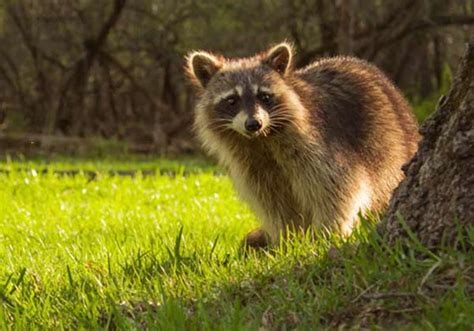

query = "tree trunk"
[379,41,474,249]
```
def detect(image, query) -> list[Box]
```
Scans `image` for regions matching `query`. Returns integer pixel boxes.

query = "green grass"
[0,154,218,174]
[0,158,472,330]
[410,65,452,124]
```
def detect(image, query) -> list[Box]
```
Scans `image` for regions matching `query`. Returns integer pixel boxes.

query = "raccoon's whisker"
[270,111,290,119]
[270,111,291,119]
[270,116,299,127]
[270,116,293,123]
[271,114,294,122]
[270,111,294,121]
[271,104,288,111]
[209,119,232,125]
[209,122,233,133]
[269,119,288,125]
[270,112,290,117]
[269,123,286,129]
[270,110,299,123]
[209,118,231,124]
[270,118,293,124]
[211,122,230,127]
[270,109,289,114]
[271,105,291,113]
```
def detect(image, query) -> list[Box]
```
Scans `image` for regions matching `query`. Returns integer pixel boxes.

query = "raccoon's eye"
[258,92,273,106]
[224,95,238,106]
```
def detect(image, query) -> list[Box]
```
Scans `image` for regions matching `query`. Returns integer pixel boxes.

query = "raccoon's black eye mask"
[224,95,238,106]
[257,92,273,106]
[215,95,240,117]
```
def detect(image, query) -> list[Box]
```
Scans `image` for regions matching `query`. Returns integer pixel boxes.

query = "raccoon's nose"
[245,118,262,132]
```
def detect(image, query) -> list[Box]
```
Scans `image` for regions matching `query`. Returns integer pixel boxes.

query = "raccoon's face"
[186,43,297,139]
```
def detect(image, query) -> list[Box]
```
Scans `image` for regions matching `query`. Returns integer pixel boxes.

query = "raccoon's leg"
[241,228,271,250]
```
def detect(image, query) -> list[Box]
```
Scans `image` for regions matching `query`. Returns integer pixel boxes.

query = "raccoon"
[185,42,419,248]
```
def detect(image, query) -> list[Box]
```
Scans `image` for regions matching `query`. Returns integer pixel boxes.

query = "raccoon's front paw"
[241,228,271,250]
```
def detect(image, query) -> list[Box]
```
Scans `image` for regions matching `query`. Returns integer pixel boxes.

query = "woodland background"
[0,0,473,153]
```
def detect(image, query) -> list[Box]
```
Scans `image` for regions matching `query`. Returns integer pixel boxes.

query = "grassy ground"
[0,157,472,330]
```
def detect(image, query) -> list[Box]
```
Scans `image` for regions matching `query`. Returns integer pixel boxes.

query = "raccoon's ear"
[186,51,222,88]
[264,43,293,75]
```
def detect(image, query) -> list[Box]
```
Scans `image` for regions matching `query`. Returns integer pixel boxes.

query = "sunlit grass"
[0,158,472,330]
[0,154,217,173]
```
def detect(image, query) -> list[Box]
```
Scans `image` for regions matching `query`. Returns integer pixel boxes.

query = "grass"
[0,157,472,330]
[0,154,218,174]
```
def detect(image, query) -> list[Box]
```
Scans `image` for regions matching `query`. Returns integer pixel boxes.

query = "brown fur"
[185,42,420,246]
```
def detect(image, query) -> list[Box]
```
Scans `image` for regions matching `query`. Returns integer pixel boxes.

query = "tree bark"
[379,41,474,249]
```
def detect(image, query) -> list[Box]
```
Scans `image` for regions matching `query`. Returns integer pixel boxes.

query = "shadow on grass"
[101,221,474,330]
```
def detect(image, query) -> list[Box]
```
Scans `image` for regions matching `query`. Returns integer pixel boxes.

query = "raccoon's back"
[295,57,419,210]
[296,56,419,167]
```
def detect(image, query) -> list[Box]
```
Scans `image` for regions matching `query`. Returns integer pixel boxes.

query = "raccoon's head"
[186,42,306,140]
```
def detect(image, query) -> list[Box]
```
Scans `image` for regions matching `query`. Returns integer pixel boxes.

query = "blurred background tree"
[0,0,472,153]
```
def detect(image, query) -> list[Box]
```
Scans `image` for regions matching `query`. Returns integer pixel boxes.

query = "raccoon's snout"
[231,109,269,137]
[245,118,262,132]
